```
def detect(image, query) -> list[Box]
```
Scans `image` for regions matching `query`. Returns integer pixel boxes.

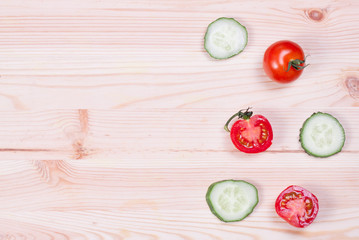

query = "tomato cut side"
[230,115,273,153]
[275,185,319,228]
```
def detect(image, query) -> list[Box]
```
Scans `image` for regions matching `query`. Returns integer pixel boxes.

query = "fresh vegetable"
[263,40,307,83]
[224,108,273,153]
[204,17,248,59]
[300,112,345,158]
[275,185,319,228]
[206,180,258,222]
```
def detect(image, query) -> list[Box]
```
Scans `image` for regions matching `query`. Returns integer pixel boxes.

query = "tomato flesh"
[263,40,305,83]
[230,115,273,153]
[275,185,319,228]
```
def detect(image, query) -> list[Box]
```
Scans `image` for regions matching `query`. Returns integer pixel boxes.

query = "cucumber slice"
[206,180,258,222]
[204,17,248,59]
[300,112,345,158]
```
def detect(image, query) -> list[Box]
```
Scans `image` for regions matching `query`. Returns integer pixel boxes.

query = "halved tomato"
[224,108,273,153]
[275,185,319,228]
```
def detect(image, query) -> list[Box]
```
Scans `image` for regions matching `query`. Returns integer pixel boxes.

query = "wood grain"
[0,0,358,109]
[0,108,358,239]
[0,0,359,238]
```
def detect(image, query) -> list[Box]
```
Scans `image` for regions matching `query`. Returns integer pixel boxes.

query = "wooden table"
[0,0,358,239]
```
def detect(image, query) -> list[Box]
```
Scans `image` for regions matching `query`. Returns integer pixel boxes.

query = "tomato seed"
[305,198,313,210]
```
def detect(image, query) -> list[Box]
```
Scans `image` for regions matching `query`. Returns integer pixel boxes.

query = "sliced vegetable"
[224,108,273,153]
[275,185,319,228]
[204,17,248,59]
[263,40,307,83]
[206,180,258,222]
[300,112,345,158]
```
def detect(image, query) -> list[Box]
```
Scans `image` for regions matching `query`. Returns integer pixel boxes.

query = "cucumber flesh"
[204,17,248,59]
[300,112,345,158]
[206,180,258,222]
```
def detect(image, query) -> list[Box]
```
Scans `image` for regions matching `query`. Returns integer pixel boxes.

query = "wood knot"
[305,8,326,22]
[63,110,92,159]
[73,140,90,160]
[345,75,359,100]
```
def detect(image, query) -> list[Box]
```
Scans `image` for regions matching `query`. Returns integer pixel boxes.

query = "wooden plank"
[0,157,358,211]
[0,0,358,109]
[0,209,358,240]
[0,108,357,160]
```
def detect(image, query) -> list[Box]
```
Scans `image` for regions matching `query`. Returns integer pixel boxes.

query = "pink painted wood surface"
[0,0,358,239]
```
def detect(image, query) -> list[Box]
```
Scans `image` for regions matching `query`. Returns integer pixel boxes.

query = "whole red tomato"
[224,108,273,153]
[275,185,319,228]
[263,40,307,83]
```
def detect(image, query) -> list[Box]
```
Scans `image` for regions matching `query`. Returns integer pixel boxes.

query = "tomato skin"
[230,114,273,153]
[263,40,305,83]
[275,185,319,228]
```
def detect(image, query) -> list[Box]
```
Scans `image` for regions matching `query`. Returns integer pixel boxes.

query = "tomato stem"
[285,55,309,72]
[224,107,253,132]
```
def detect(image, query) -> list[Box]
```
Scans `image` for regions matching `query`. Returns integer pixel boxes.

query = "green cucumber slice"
[204,17,248,59]
[206,180,258,222]
[300,112,345,158]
